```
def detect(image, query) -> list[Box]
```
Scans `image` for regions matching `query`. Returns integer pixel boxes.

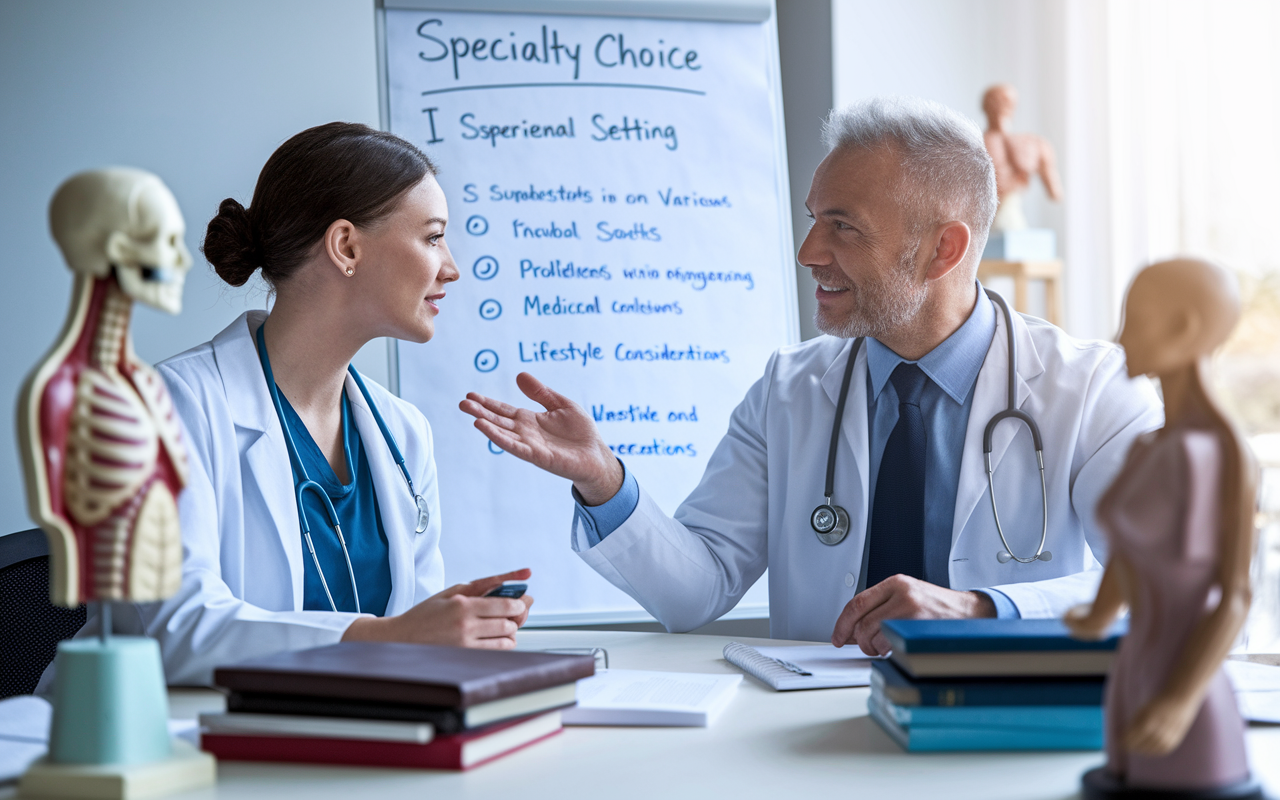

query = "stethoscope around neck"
[810,288,1051,565]
[255,323,431,613]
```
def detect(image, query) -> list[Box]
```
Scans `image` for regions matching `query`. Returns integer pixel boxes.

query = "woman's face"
[354,175,459,343]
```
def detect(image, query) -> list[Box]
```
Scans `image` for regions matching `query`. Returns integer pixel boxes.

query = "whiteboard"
[379,1,795,625]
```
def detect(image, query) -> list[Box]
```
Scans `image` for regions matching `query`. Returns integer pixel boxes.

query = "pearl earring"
[346,268,355,276]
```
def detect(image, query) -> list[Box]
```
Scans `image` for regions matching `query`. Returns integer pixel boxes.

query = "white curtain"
[1106,0,1280,288]
[1064,0,1280,650]
[1065,0,1280,429]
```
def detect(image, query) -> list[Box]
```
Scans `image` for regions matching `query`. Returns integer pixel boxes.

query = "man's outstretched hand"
[460,372,624,505]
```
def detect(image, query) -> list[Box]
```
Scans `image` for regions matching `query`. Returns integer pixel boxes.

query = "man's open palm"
[460,372,623,504]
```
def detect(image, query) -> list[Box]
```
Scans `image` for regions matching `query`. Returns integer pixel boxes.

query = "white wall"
[0,0,1096,539]
[832,0,1116,340]
[834,0,1066,240]
[778,0,832,342]
[0,0,387,536]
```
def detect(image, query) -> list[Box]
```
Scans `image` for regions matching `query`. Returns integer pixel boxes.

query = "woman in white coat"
[139,123,531,685]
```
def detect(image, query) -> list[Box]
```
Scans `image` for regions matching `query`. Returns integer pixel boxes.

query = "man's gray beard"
[814,247,928,340]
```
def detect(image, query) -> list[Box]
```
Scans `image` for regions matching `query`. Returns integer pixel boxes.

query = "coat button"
[844,572,855,587]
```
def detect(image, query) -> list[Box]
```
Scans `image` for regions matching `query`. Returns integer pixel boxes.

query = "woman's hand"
[342,568,534,649]
[460,372,623,505]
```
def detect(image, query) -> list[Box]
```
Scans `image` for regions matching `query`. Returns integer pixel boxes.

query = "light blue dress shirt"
[862,288,1017,618]
[574,285,1019,619]
[572,461,641,548]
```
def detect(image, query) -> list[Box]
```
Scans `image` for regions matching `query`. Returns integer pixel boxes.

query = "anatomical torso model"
[1097,429,1248,788]
[981,84,1062,232]
[1066,258,1260,799]
[19,168,192,607]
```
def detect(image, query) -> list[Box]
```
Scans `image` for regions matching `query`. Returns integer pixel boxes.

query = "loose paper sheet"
[0,695,51,783]
[563,669,742,726]
[1226,659,1280,724]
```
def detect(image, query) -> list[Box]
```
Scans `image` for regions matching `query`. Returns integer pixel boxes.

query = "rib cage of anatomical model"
[19,273,188,606]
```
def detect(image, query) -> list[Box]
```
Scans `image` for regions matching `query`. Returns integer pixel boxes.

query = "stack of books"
[868,618,1125,752]
[199,642,596,770]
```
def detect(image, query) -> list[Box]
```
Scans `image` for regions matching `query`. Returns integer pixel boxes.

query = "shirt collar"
[866,283,997,405]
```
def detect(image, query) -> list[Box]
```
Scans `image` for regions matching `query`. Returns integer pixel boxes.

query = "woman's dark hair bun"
[202,123,435,289]
[203,198,261,287]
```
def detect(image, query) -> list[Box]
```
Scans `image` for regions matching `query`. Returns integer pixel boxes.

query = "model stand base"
[1083,767,1267,800]
[19,739,215,799]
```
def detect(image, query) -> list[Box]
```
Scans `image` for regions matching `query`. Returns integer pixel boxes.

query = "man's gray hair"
[823,97,998,262]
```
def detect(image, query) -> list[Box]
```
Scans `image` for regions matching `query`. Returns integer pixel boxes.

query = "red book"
[200,711,562,771]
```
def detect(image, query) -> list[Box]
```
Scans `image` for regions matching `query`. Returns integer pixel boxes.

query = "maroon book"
[200,711,563,771]
[213,642,595,708]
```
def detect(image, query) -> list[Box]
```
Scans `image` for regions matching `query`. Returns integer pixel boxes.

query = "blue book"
[876,694,1102,730]
[871,659,1104,707]
[881,619,1126,678]
[867,696,1102,753]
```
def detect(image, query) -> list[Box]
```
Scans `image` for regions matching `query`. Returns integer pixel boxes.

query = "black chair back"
[0,528,87,698]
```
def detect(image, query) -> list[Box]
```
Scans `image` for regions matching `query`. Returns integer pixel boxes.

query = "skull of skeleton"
[49,167,192,314]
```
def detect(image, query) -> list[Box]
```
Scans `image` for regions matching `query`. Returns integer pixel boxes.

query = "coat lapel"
[213,310,307,609]
[345,372,416,616]
[820,338,871,538]
[950,308,1046,549]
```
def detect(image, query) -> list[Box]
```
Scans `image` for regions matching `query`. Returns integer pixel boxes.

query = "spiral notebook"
[723,642,879,691]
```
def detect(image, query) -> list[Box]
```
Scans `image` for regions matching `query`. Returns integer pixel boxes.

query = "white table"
[65,631,1280,799]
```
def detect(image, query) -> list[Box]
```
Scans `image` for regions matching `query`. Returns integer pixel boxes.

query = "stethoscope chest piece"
[812,338,864,547]
[812,291,1054,564]
[811,503,850,546]
[414,494,430,534]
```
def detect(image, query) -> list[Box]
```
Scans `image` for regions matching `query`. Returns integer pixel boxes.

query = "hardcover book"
[875,695,1102,730]
[880,619,1125,678]
[213,642,595,708]
[198,712,436,743]
[870,659,1104,707]
[200,710,563,771]
[226,682,577,734]
[867,696,1102,752]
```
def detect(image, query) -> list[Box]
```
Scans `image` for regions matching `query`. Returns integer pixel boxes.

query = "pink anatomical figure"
[19,168,192,607]
[1096,430,1248,788]
[1066,258,1259,798]
[982,84,1062,232]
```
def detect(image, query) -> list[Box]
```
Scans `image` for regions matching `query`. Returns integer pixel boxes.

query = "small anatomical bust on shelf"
[18,168,192,607]
[982,83,1062,232]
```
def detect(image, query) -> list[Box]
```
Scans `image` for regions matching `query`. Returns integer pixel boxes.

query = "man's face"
[798,146,928,340]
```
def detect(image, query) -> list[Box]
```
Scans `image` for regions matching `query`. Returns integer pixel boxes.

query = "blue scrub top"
[280,392,393,616]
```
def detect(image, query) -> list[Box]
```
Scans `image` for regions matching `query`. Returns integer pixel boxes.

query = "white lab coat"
[575,310,1163,642]
[73,311,445,686]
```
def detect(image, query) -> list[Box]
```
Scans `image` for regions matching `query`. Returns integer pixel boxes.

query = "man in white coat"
[461,97,1162,654]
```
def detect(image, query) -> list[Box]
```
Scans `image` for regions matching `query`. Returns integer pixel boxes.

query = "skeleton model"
[19,168,192,607]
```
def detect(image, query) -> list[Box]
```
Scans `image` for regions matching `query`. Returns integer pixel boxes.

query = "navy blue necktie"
[866,363,927,586]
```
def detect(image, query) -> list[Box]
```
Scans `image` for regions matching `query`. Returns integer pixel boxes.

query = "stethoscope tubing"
[981,290,1050,564]
[255,323,427,614]
[814,289,1050,565]
[823,337,864,503]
